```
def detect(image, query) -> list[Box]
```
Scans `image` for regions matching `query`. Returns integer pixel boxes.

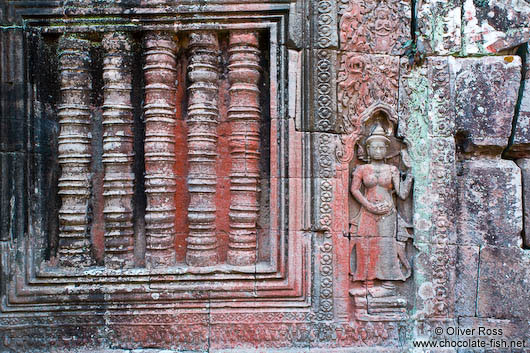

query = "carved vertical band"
[226,31,261,266]
[102,32,135,268]
[143,32,178,268]
[57,35,94,267]
[185,31,220,267]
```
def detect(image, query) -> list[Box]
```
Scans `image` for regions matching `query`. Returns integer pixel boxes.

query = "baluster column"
[226,31,261,266]
[185,32,220,266]
[143,32,178,268]
[57,35,94,267]
[101,32,135,268]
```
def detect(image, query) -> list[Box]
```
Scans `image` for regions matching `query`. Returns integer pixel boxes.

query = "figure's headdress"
[365,124,390,146]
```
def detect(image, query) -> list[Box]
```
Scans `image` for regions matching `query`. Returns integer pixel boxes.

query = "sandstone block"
[452,56,521,151]
[457,159,522,247]
[454,246,479,317]
[477,246,530,320]
[413,243,457,319]
[458,317,530,350]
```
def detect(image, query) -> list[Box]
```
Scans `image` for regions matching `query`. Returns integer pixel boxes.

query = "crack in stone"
[502,42,528,159]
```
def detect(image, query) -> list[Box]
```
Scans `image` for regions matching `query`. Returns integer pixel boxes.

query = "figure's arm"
[392,166,413,200]
[350,167,370,209]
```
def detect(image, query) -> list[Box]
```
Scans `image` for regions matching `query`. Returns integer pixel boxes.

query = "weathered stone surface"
[458,317,530,352]
[0,29,25,152]
[463,0,530,55]
[398,58,458,247]
[398,57,456,139]
[339,0,411,55]
[413,243,457,319]
[452,56,521,151]
[416,0,461,55]
[516,158,530,248]
[0,152,25,242]
[477,246,530,320]
[454,246,479,317]
[457,159,523,247]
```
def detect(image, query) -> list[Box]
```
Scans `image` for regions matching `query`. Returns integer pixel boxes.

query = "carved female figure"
[350,124,412,296]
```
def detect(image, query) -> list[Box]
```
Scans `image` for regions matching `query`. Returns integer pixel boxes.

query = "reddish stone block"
[477,246,530,320]
[452,56,521,152]
[457,159,522,247]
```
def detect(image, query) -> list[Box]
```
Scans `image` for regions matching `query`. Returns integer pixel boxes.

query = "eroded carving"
[185,31,220,267]
[338,54,399,134]
[339,0,410,55]
[227,31,261,266]
[347,116,413,321]
[57,35,94,267]
[143,31,178,268]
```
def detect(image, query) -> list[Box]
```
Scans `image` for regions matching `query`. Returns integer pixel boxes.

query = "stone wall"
[0,0,529,352]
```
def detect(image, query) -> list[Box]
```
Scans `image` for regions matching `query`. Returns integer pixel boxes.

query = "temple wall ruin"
[0,0,529,351]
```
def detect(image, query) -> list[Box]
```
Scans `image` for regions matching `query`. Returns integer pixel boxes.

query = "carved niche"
[338,106,414,321]
[3,11,311,322]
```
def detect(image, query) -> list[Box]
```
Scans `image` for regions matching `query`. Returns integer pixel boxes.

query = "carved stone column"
[57,35,94,267]
[143,32,178,268]
[185,31,220,267]
[226,31,261,266]
[101,32,135,269]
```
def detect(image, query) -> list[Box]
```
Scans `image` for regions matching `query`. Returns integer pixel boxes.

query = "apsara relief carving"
[338,108,414,321]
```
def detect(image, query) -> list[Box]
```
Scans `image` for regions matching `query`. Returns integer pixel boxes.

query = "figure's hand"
[401,149,412,169]
[366,201,392,215]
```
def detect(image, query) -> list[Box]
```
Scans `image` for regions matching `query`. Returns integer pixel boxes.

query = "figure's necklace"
[372,164,383,178]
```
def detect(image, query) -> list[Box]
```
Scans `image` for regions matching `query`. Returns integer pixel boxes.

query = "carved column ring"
[188,66,218,82]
